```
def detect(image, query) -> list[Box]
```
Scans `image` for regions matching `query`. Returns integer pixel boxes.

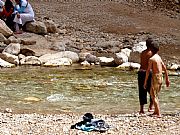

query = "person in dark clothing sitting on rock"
[0,0,15,31]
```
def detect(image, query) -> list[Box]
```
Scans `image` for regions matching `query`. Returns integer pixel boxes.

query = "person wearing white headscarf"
[13,0,34,33]
[0,0,5,13]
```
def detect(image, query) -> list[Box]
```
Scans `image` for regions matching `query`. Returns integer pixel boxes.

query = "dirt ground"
[30,0,180,64]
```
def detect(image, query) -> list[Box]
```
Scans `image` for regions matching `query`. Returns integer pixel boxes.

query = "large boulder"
[85,54,100,64]
[43,58,72,67]
[39,51,79,63]
[0,58,15,68]
[129,41,146,63]
[117,62,140,70]
[25,21,48,35]
[20,56,41,65]
[99,57,115,66]
[169,64,180,70]
[2,43,21,55]
[114,48,132,65]
[0,52,19,65]
[0,19,13,37]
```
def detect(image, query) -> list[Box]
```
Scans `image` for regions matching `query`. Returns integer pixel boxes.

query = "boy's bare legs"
[150,87,161,117]
[148,102,154,112]
[151,97,161,117]
[140,105,145,114]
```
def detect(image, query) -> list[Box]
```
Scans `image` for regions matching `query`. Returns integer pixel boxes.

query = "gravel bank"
[0,112,179,135]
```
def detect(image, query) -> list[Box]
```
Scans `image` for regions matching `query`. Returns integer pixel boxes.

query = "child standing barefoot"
[144,41,170,118]
[138,38,154,114]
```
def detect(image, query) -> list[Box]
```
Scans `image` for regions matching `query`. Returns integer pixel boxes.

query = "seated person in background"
[13,0,34,34]
[0,0,15,31]
[0,0,5,18]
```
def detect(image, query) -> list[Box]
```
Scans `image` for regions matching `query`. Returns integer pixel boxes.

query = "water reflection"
[0,66,179,114]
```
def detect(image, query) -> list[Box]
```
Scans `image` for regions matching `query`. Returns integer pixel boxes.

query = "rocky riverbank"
[0,111,179,135]
[0,0,180,70]
[0,0,179,134]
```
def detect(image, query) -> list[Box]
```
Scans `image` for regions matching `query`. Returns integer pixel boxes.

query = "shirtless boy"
[144,41,170,117]
[138,38,154,114]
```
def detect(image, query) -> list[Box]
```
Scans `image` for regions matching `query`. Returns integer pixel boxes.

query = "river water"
[0,66,179,114]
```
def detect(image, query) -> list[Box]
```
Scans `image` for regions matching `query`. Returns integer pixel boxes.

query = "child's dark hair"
[151,41,159,54]
[146,37,153,49]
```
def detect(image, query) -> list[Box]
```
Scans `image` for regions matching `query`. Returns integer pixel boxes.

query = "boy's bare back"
[140,50,153,70]
[149,54,163,74]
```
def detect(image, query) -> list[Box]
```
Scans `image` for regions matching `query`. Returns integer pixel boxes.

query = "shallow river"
[0,66,179,114]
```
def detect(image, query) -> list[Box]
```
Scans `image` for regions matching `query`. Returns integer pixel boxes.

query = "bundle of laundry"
[71,113,110,133]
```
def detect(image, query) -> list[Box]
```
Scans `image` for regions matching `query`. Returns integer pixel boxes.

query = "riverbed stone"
[129,41,146,63]
[0,58,15,67]
[25,21,48,35]
[114,48,132,65]
[2,43,21,55]
[99,57,115,66]
[85,53,100,64]
[169,64,180,70]
[20,56,41,65]
[39,51,79,63]
[117,62,140,70]
[81,60,91,66]
[0,19,13,37]
[43,58,72,66]
[0,52,19,65]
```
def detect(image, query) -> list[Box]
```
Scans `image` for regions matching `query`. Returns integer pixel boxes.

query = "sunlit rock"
[117,62,140,70]
[20,56,41,65]
[121,48,132,57]
[43,58,72,67]
[0,19,13,37]
[129,41,146,63]
[2,43,21,55]
[114,48,132,65]
[81,60,91,66]
[39,51,79,64]
[99,57,115,66]
[169,64,180,70]
[0,58,15,67]
[25,21,47,35]
[0,52,19,65]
